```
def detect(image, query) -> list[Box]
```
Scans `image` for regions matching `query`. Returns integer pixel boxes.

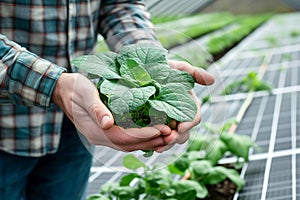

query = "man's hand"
[154,60,215,152]
[52,73,172,152]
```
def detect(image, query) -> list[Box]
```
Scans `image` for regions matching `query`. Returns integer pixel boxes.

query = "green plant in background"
[290,30,300,38]
[202,71,273,105]
[222,71,272,95]
[88,119,257,200]
[157,12,236,49]
[72,44,197,157]
[206,14,272,55]
[171,119,255,170]
[266,36,278,46]
[88,154,207,200]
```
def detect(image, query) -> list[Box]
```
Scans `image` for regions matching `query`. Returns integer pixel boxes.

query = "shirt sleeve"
[0,34,66,107]
[98,0,162,51]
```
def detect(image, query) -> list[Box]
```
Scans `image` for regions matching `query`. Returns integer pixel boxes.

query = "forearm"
[99,0,161,51]
[0,34,66,107]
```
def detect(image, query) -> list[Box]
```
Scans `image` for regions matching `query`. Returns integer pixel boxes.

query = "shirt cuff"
[4,49,66,107]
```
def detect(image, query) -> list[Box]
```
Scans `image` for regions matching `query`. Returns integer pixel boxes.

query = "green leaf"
[187,136,207,152]
[142,150,154,157]
[205,140,228,166]
[223,168,245,191]
[71,52,121,79]
[220,133,255,161]
[145,168,172,189]
[123,154,146,170]
[120,173,141,186]
[174,156,190,172]
[112,186,139,200]
[255,80,273,91]
[100,182,118,197]
[117,43,168,67]
[87,194,109,200]
[143,63,171,83]
[205,166,245,191]
[162,69,195,91]
[203,166,227,185]
[189,160,212,179]
[171,190,197,200]
[168,163,185,175]
[148,85,197,122]
[100,80,155,114]
[172,180,208,199]
[187,151,205,161]
[119,58,152,86]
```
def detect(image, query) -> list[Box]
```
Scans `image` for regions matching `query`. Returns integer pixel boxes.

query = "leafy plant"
[206,14,272,55]
[89,154,206,200]
[72,44,197,156]
[88,119,256,200]
[157,12,235,49]
[173,119,255,168]
[266,36,278,46]
[202,71,272,104]
[222,71,272,95]
[167,120,255,198]
[290,30,300,38]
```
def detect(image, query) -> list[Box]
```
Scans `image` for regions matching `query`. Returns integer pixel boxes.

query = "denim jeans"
[0,118,93,200]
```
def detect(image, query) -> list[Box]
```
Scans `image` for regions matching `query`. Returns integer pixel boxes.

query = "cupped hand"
[52,73,173,152]
[154,60,215,152]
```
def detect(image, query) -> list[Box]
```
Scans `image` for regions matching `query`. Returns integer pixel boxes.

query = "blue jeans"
[0,120,93,200]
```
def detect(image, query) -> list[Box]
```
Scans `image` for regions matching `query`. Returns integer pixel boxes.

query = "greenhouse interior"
[86,0,300,199]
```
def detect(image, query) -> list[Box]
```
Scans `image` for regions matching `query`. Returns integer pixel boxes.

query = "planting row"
[96,12,271,69]
[87,120,255,200]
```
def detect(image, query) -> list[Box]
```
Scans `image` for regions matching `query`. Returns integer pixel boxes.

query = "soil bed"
[203,179,237,200]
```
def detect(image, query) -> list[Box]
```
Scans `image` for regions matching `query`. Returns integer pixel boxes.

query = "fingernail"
[101,115,110,128]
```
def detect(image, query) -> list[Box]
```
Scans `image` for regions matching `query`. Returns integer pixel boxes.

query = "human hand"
[52,73,173,152]
[154,60,215,152]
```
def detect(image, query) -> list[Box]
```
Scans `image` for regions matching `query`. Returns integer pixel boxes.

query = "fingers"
[168,60,215,86]
[118,125,171,142]
[155,130,190,153]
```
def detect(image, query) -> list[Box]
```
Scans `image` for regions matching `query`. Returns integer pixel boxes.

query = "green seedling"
[290,30,300,38]
[222,71,272,95]
[88,119,255,200]
[72,44,197,157]
[207,14,272,55]
[91,154,207,200]
[266,36,278,46]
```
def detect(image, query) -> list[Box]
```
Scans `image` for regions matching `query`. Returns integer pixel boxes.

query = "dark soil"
[203,179,237,200]
[198,164,240,200]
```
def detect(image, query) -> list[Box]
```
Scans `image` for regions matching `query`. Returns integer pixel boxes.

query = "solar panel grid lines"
[266,156,293,200]
[232,97,269,200]
[259,64,286,200]
[234,159,267,200]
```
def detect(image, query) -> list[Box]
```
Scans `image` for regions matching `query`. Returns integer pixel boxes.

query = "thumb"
[94,105,114,130]
[75,74,115,130]
[91,93,114,130]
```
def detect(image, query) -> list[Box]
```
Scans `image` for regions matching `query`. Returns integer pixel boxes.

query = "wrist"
[52,73,71,108]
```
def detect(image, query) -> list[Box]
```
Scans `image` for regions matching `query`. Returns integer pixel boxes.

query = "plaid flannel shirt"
[0,0,159,157]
